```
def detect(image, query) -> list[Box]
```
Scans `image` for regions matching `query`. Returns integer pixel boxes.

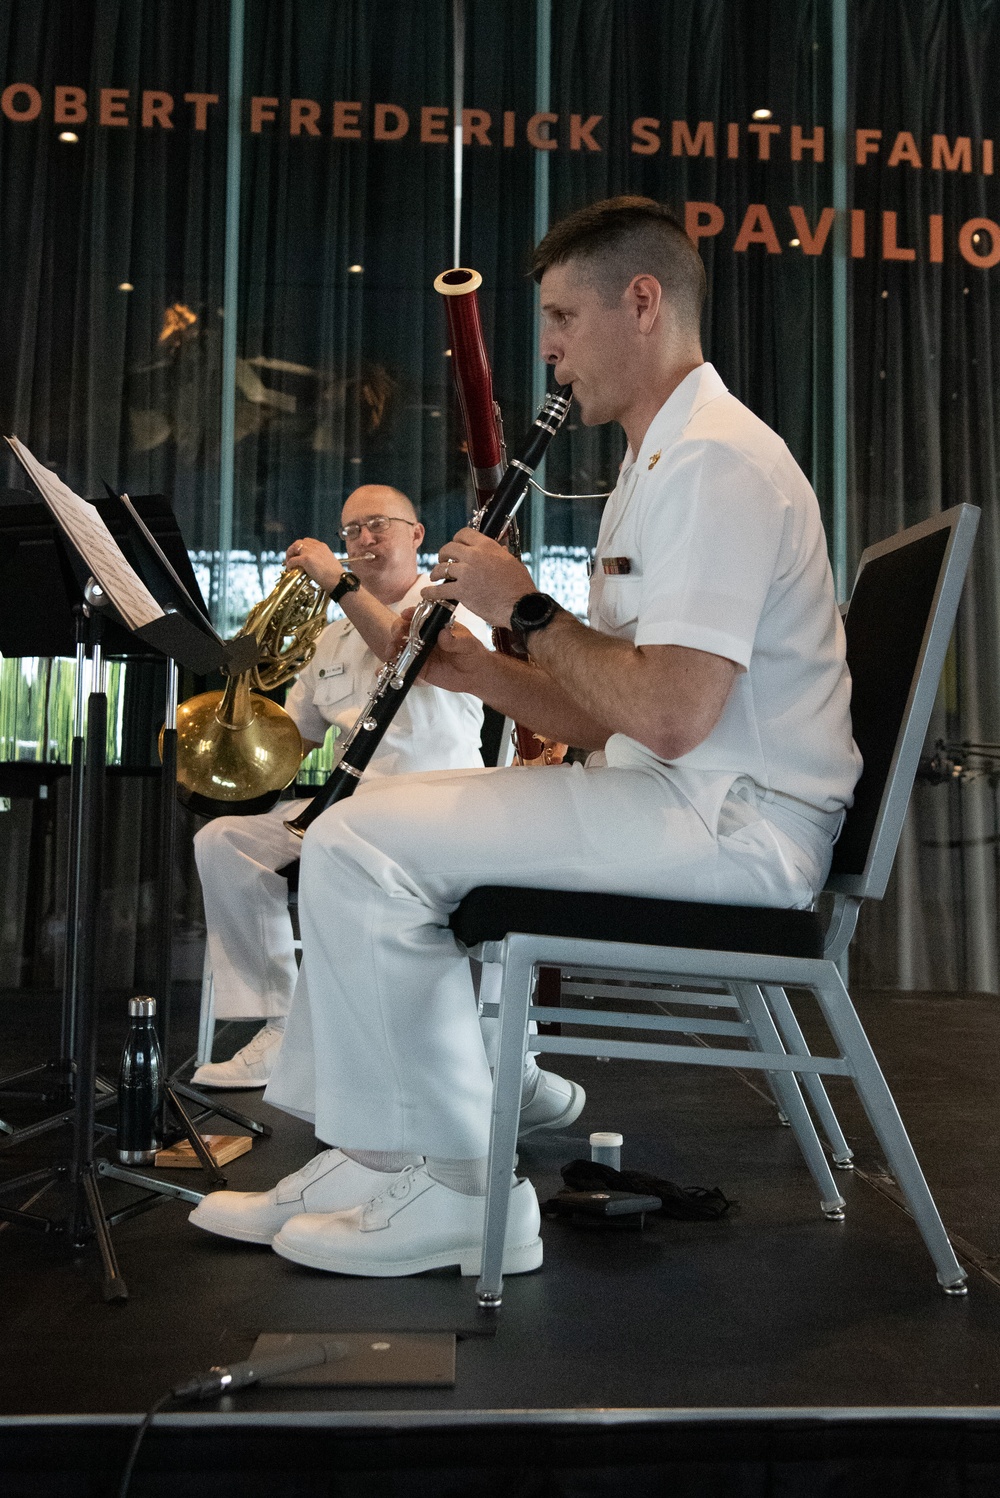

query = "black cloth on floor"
[560,1159,733,1219]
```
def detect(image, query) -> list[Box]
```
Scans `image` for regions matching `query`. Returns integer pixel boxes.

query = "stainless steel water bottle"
[116,996,164,1164]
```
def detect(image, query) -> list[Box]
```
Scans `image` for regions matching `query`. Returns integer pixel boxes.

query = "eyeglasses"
[338,515,418,542]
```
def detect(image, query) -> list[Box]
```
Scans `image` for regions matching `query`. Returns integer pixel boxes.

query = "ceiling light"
[789,238,801,247]
[444,348,452,358]
[347,263,364,273]
[58,130,79,143]
[752,108,772,121]
[118,281,134,292]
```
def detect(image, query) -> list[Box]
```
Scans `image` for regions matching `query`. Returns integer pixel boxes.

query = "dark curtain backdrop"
[849,0,1000,992]
[234,1,538,552]
[0,0,229,549]
[1,0,999,992]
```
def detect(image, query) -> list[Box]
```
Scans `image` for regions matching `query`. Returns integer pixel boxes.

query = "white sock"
[342,1149,423,1172]
[425,1156,490,1196]
[520,1067,542,1107]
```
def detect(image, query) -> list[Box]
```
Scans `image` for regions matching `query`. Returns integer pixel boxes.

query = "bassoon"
[284,346,571,840]
[435,268,566,766]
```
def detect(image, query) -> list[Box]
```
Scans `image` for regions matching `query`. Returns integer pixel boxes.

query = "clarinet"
[284,383,572,839]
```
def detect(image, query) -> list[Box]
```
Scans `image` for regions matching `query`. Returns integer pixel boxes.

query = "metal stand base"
[0,1073,117,1153]
[169,1081,271,1139]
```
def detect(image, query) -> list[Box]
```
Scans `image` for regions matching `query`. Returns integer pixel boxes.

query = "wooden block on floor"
[154,1134,253,1168]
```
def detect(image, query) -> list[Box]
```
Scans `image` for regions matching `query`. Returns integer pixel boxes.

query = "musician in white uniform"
[191,484,495,1087]
[191,198,861,1277]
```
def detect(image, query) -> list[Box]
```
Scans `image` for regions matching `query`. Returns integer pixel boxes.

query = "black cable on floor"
[116,1389,174,1498]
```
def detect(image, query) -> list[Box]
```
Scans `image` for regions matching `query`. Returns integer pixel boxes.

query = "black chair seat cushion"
[449,885,825,959]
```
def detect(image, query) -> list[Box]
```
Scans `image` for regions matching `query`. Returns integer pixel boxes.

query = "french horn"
[165,567,330,818]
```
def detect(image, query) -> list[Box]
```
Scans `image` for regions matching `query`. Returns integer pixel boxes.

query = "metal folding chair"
[449,504,979,1308]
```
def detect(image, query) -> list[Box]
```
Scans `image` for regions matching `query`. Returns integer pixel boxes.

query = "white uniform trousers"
[193,800,309,1020]
[265,761,831,1159]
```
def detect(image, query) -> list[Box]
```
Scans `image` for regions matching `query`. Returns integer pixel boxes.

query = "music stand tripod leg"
[0,1165,65,1231]
[82,1165,128,1302]
[169,1081,272,1137]
[163,1085,227,1189]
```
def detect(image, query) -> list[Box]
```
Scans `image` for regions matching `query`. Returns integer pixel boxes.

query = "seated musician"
[190,197,861,1276]
[193,482,586,1133]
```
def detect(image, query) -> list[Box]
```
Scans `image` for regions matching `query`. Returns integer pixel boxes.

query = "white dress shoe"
[272,1166,543,1277]
[191,1022,284,1090]
[518,1069,586,1138]
[188,1148,400,1244]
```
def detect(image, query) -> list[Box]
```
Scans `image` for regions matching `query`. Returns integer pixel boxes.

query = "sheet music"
[118,490,222,641]
[5,436,165,632]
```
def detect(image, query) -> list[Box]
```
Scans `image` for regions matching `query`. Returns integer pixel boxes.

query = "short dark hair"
[532,196,706,331]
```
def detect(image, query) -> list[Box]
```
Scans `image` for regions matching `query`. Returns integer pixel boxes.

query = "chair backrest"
[827,504,979,900]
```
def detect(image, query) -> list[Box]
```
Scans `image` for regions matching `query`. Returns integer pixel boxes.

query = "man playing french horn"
[191,484,497,1087]
[191,197,860,1281]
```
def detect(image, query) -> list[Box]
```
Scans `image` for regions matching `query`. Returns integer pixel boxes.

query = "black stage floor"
[1,981,999,1494]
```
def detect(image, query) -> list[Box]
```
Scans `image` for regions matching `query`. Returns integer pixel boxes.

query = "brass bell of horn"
[163,567,330,818]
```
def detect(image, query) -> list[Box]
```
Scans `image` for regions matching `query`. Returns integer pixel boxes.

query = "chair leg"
[762,984,855,1168]
[195,950,216,1067]
[476,945,534,1309]
[812,968,967,1293]
[734,983,846,1217]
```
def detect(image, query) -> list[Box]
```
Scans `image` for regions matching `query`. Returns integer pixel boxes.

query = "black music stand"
[0,473,267,1299]
[0,492,199,1133]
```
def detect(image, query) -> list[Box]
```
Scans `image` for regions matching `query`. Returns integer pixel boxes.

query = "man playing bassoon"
[191,196,861,1277]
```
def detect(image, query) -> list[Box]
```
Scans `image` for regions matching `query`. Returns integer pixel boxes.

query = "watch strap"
[331,570,361,603]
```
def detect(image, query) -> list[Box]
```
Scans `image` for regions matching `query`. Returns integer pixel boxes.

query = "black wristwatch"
[331,570,361,603]
[510,591,561,639]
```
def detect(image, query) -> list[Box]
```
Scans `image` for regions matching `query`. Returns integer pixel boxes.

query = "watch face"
[521,593,550,622]
[513,592,556,631]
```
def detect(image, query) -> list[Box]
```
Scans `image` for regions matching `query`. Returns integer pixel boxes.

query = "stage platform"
[1,981,999,1494]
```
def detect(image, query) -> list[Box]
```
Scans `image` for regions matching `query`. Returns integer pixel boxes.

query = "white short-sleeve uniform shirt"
[588,363,861,842]
[284,575,491,778]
